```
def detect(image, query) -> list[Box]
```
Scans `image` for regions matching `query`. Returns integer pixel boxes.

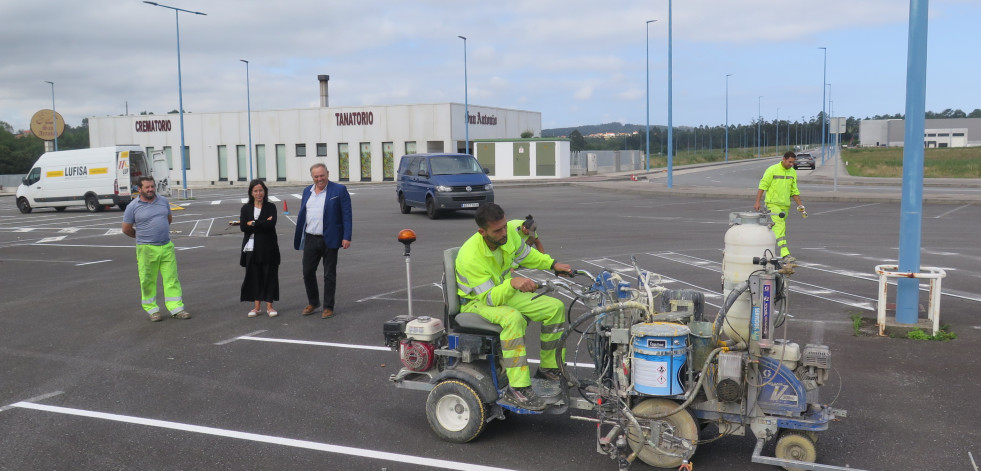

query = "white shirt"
[304,185,327,235]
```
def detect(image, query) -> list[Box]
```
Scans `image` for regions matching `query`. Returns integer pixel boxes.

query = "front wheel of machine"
[17,198,32,214]
[85,195,101,213]
[626,398,699,468]
[425,380,487,443]
[425,196,440,219]
[774,431,817,471]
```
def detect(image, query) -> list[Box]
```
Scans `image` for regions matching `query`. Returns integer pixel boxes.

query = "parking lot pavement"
[1,183,980,470]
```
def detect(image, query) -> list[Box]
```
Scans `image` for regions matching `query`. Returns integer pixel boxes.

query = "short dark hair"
[783,151,797,160]
[137,176,155,188]
[475,203,505,229]
[247,179,269,206]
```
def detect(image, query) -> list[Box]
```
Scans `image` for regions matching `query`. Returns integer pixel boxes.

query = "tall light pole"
[44,81,58,151]
[776,107,780,154]
[666,0,674,188]
[757,96,762,158]
[240,60,254,181]
[725,74,732,162]
[645,19,657,171]
[144,1,206,192]
[458,35,469,155]
[819,46,827,165]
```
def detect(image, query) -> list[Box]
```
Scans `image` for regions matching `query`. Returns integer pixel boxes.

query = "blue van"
[395,153,494,219]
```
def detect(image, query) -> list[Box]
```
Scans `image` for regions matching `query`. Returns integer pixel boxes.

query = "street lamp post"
[819,46,827,165]
[645,19,657,171]
[666,0,674,188]
[44,81,57,151]
[144,1,206,192]
[457,36,469,155]
[725,74,732,162]
[240,60,253,181]
[776,107,780,154]
[757,96,762,158]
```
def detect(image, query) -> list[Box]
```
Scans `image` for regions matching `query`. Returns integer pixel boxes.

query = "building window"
[927,133,937,137]
[953,133,965,137]
[938,133,949,137]
[163,146,173,169]
[217,145,228,181]
[296,143,307,157]
[236,145,248,181]
[338,143,350,181]
[360,142,372,182]
[276,144,287,181]
[317,143,328,157]
[405,141,417,155]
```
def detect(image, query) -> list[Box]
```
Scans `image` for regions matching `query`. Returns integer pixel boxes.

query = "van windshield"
[430,155,483,175]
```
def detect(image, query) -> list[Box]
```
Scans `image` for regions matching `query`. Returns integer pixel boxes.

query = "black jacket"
[240,201,281,267]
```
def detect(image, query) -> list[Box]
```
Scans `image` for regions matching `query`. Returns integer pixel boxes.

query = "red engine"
[399,339,435,372]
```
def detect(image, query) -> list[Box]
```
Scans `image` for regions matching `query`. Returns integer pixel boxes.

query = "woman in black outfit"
[240,180,280,317]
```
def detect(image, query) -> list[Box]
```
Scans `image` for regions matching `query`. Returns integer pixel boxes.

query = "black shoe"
[535,367,563,382]
[502,386,546,411]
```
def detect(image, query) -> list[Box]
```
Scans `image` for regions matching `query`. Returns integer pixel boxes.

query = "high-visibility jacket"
[758,162,800,207]
[456,231,555,308]
[506,219,538,248]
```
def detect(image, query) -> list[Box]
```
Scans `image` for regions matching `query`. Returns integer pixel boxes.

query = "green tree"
[520,130,534,138]
[569,130,586,153]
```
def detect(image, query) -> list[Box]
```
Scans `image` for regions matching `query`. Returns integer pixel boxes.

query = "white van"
[15,146,169,213]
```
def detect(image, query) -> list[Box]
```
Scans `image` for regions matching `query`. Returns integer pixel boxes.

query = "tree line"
[0,120,90,174]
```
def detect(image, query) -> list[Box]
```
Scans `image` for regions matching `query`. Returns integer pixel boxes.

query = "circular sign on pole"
[30,109,65,141]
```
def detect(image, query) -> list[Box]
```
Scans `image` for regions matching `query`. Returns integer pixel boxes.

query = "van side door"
[404,156,426,205]
[21,167,42,203]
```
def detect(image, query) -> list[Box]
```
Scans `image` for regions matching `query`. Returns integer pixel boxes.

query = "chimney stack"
[318,75,330,107]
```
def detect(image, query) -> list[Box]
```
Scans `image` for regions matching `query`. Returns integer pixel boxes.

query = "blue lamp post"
[458,35,469,155]
[44,81,58,151]
[645,19,656,171]
[666,0,674,188]
[757,96,762,158]
[241,59,254,181]
[143,1,206,192]
[819,46,827,165]
[725,74,732,162]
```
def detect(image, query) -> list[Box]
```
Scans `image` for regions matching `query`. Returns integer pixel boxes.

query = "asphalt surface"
[1,156,980,471]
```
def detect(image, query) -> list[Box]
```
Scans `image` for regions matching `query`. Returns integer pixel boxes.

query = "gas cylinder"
[721,212,776,341]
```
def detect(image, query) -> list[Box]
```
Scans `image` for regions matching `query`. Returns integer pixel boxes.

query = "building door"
[236,145,247,181]
[536,142,556,176]
[256,145,266,180]
[360,142,372,181]
[276,144,286,182]
[217,145,228,181]
[338,143,350,181]
[382,142,394,181]
[476,142,495,175]
[513,142,530,176]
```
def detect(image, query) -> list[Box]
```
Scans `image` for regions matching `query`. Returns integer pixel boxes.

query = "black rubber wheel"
[425,380,487,443]
[17,198,32,214]
[426,196,440,219]
[398,193,411,214]
[85,195,102,213]
[775,431,817,471]
[626,398,699,468]
[54,206,67,212]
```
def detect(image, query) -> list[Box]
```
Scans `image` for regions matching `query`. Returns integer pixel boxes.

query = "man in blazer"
[293,163,353,318]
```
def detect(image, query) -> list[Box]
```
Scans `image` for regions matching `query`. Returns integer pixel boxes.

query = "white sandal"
[248,309,259,318]
[267,308,278,317]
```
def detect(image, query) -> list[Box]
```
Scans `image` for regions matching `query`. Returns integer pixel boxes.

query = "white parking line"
[9,401,521,471]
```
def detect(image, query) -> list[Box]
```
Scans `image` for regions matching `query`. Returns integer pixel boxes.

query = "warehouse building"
[859,117,981,148]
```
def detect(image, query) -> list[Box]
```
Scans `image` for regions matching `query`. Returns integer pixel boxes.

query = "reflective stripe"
[773,175,792,180]
[500,356,524,368]
[142,298,155,305]
[775,237,786,243]
[470,280,495,296]
[502,337,526,350]
[145,306,160,314]
[485,296,495,307]
[541,323,564,334]
[541,339,562,351]
[165,296,182,303]
[457,273,470,285]
[513,244,531,264]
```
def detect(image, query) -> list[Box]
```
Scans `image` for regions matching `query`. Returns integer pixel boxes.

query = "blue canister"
[631,322,689,396]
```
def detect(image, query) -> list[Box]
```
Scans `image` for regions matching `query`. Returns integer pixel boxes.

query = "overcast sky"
[2,0,978,133]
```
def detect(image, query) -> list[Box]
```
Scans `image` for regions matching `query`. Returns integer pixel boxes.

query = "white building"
[88,101,551,187]
[859,117,981,148]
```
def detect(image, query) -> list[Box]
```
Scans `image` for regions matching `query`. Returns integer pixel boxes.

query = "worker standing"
[754,151,806,263]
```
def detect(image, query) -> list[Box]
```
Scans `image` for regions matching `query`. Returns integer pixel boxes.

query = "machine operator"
[455,203,571,411]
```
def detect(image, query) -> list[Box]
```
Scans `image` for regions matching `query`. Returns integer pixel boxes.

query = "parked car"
[793,153,815,170]
[395,153,494,219]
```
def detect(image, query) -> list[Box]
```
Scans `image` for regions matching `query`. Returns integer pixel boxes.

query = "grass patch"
[841,147,981,178]
[850,313,863,335]
[906,325,957,341]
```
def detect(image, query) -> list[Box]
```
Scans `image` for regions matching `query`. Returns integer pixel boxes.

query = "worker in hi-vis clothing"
[455,203,572,411]
[122,176,191,322]
[754,151,806,263]
[507,214,545,253]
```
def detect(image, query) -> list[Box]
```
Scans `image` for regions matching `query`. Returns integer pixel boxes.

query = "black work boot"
[535,367,563,382]
[502,386,546,411]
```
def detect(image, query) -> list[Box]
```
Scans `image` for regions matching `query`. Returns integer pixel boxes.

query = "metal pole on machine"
[398,229,418,317]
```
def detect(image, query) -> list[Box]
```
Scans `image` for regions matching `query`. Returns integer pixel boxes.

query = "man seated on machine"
[455,203,572,411]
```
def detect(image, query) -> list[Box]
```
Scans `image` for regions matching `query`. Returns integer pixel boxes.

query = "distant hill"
[542,122,667,137]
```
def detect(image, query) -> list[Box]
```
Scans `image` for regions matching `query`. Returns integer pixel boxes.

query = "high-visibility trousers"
[464,292,565,388]
[136,242,185,315]
[767,203,791,257]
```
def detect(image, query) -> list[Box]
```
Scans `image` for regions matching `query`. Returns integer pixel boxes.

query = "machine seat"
[444,247,503,335]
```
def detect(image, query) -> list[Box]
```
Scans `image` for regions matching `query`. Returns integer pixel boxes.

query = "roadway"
[1,175,979,470]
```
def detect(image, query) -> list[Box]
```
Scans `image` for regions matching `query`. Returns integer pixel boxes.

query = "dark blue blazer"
[293,182,353,250]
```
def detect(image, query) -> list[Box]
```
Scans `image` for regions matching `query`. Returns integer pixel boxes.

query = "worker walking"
[754,151,806,263]
[455,203,572,410]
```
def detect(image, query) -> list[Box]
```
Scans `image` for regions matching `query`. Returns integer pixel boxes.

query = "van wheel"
[398,193,411,214]
[118,202,129,211]
[17,198,32,214]
[426,196,440,219]
[54,206,67,212]
[85,195,103,213]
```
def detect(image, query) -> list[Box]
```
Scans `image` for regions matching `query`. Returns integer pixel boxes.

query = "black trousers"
[302,235,339,309]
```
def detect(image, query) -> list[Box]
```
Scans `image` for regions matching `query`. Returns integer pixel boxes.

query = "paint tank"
[721,212,776,341]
